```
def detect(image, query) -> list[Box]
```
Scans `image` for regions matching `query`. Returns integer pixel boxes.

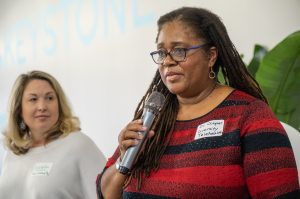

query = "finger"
[123,130,144,140]
[147,130,155,138]
[120,138,139,151]
[118,120,145,142]
[118,130,144,154]
[126,120,146,132]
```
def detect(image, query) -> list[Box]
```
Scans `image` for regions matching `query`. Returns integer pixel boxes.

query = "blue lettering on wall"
[132,0,154,28]
[0,0,155,67]
[42,5,58,56]
[3,35,15,66]
[103,0,126,37]
[76,0,98,45]
[14,20,37,64]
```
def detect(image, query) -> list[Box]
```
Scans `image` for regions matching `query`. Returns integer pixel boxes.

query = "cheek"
[158,67,166,85]
[52,102,60,121]
[21,102,31,118]
[183,58,209,79]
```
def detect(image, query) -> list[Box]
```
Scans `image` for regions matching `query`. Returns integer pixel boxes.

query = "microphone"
[118,91,166,175]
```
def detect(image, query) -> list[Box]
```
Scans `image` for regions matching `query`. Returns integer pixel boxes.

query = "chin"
[166,82,186,94]
[167,87,184,95]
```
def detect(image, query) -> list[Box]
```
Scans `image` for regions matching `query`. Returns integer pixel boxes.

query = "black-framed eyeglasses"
[150,44,207,64]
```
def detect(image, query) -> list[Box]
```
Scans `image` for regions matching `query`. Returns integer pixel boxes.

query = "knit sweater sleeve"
[240,99,300,198]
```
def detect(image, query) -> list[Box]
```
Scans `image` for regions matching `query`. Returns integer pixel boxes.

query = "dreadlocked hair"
[156,7,267,103]
[124,7,268,190]
[124,70,178,190]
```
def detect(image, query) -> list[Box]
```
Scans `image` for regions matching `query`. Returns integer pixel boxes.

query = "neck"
[30,131,46,147]
[177,82,217,106]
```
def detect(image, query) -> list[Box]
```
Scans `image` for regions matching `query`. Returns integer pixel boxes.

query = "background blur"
[1,0,300,172]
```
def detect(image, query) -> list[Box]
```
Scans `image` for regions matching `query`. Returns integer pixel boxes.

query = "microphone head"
[144,91,166,114]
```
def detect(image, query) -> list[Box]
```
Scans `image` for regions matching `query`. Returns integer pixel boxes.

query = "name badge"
[31,162,53,176]
[194,120,224,140]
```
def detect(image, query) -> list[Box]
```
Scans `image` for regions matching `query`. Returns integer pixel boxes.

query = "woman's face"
[157,21,216,98]
[21,79,59,136]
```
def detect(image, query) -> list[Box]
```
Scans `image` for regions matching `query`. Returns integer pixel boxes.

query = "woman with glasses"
[97,7,299,198]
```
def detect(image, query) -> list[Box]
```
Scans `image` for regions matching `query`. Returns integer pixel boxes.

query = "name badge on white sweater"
[194,120,224,140]
[31,162,53,176]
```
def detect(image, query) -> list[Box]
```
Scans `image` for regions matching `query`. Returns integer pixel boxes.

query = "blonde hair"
[4,70,80,155]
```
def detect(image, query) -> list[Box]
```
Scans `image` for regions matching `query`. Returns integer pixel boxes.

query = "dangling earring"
[209,66,216,79]
[19,120,26,131]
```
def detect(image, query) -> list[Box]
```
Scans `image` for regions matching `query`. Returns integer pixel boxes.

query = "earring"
[209,66,216,79]
[19,120,26,131]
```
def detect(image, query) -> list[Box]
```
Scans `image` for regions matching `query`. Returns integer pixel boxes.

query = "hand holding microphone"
[117,91,165,175]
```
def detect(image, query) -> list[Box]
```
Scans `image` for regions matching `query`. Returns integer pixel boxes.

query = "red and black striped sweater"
[99,90,300,198]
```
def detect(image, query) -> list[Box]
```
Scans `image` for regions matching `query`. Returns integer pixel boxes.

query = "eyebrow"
[26,91,55,96]
[157,41,187,49]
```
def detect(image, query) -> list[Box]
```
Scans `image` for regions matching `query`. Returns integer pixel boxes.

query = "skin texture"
[157,21,214,99]
[157,21,224,120]
[21,79,59,147]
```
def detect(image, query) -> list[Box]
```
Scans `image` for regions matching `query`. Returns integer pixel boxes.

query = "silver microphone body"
[118,110,155,175]
[118,91,165,175]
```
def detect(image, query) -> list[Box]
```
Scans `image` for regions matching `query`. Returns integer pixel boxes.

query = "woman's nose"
[37,100,47,111]
[162,54,177,67]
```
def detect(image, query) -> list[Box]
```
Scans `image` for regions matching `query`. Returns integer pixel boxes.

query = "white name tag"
[194,120,224,140]
[31,162,53,176]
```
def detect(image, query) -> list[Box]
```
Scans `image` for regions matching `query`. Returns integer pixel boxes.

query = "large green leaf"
[247,44,268,76]
[255,31,300,131]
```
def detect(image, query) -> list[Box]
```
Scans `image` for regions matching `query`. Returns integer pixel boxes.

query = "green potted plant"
[248,31,300,132]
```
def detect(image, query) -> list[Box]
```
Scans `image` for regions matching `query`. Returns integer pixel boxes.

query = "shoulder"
[228,89,262,103]
[65,132,106,168]
[64,131,97,148]
[225,89,271,112]
[66,131,92,141]
[231,90,272,115]
[54,131,100,155]
[230,91,285,136]
[216,89,271,117]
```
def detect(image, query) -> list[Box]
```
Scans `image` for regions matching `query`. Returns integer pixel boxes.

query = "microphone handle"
[118,111,155,175]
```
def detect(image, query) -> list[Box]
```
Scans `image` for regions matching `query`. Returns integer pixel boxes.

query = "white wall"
[0,0,299,162]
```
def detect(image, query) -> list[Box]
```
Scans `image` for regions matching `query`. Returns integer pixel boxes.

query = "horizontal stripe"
[165,130,240,154]
[123,192,177,199]
[244,148,297,177]
[217,100,249,108]
[247,168,298,195]
[152,165,245,186]
[275,190,300,199]
[242,132,291,153]
[169,128,196,145]
[241,118,284,136]
[125,181,249,199]
[160,146,241,168]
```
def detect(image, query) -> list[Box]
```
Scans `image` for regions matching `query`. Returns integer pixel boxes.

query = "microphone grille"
[145,91,166,110]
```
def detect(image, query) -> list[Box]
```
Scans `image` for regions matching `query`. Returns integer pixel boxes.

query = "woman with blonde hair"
[0,70,106,199]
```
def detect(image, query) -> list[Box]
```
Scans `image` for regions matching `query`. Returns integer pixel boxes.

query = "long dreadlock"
[124,7,267,190]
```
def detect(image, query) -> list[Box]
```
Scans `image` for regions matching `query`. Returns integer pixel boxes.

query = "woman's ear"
[208,46,217,67]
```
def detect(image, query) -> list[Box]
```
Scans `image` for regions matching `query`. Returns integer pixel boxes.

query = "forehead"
[23,79,55,94]
[157,21,199,46]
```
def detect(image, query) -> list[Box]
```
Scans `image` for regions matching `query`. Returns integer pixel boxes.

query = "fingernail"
[137,132,143,139]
